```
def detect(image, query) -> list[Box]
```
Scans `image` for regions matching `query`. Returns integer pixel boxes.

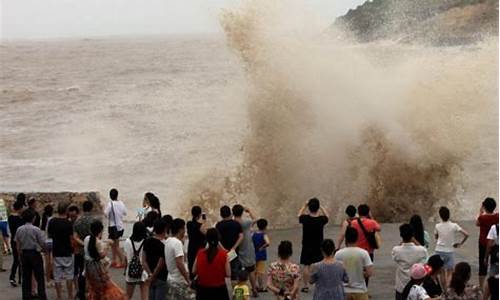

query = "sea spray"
[183,0,497,225]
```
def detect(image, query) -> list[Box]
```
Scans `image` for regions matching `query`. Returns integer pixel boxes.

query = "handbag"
[357,218,379,250]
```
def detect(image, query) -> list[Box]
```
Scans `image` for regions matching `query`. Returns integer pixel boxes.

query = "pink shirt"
[350,217,381,253]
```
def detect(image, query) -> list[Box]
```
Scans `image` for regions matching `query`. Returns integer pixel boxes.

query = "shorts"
[53,256,74,282]
[230,258,242,281]
[300,246,322,266]
[347,292,369,300]
[108,227,124,240]
[242,264,256,273]
[45,239,53,252]
[435,251,454,270]
[255,261,266,274]
[0,221,9,237]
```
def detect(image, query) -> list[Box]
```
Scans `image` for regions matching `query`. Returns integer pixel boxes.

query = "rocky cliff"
[335,0,498,45]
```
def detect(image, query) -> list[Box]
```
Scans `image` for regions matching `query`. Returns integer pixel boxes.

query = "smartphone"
[202,213,206,220]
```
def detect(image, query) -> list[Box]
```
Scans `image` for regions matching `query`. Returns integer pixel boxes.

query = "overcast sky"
[1,0,366,40]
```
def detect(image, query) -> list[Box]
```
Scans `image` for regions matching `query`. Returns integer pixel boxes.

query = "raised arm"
[297,202,308,218]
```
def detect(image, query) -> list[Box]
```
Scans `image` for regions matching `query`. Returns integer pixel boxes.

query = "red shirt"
[477,213,499,246]
[196,248,228,287]
[350,217,381,253]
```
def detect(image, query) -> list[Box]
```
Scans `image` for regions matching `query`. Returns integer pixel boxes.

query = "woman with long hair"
[84,220,127,300]
[444,262,482,300]
[410,215,429,248]
[124,222,149,300]
[422,255,445,298]
[192,228,230,300]
[146,193,161,216]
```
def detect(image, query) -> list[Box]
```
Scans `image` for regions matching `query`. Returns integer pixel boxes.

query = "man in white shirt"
[335,227,373,300]
[104,188,127,268]
[485,224,499,275]
[392,224,428,300]
[164,218,193,300]
[434,206,469,284]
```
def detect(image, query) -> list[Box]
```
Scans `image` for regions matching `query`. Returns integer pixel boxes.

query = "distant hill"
[334,0,498,45]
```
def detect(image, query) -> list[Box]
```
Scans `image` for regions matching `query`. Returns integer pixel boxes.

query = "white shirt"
[334,246,373,293]
[434,221,463,253]
[407,284,430,300]
[392,243,428,293]
[104,200,127,231]
[487,224,498,245]
[123,238,148,282]
[164,236,186,283]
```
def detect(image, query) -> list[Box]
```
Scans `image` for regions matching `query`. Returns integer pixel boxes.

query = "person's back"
[216,219,242,251]
[196,247,227,287]
[310,260,347,299]
[335,246,372,296]
[392,224,428,299]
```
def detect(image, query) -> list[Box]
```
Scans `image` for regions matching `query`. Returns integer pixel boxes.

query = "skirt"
[85,260,127,300]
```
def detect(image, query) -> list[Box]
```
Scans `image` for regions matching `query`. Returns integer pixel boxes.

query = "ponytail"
[205,228,220,264]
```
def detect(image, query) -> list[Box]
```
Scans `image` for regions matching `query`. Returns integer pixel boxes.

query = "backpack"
[128,240,144,279]
[491,224,499,264]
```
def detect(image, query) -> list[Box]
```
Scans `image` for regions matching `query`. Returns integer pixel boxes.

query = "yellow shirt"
[233,283,250,300]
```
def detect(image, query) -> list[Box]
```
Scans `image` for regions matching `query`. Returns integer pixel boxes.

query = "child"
[252,218,270,293]
[233,270,250,300]
[434,206,469,285]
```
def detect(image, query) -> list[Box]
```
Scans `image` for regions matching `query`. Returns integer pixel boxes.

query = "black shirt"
[215,219,242,251]
[299,215,328,246]
[143,237,167,281]
[187,220,206,262]
[47,217,74,257]
[423,276,442,298]
[8,215,24,239]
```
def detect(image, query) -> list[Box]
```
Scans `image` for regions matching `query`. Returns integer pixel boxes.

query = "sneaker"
[10,279,17,287]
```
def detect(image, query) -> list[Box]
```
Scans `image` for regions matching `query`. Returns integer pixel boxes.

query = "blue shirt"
[252,232,267,261]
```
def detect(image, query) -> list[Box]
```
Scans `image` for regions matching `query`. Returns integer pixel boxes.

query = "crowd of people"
[0,190,497,300]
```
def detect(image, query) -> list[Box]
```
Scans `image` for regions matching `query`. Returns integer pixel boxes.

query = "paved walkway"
[0,221,479,299]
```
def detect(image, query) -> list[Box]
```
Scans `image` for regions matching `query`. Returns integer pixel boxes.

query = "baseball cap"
[410,263,430,280]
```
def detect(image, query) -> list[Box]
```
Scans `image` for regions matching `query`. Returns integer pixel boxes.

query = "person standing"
[422,255,445,298]
[47,202,75,300]
[484,223,499,276]
[443,262,482,300]
[84,220,127,300]
[336,205,357,251]
[400,263,435,300]
[252,218,270,293]
[410,215,430,248]
[73,200,96,300]
[16,208,47,300]
[267,240,301,300]
[0,198,11,255]
[434,206,469,285]
[216,205,243,282]
[187,206,207,279]
[142,219,168,300]
[124,222,149,300]
[104,188,127,268]
[8,200,24,287]
[350,204,381,264]
[233,204,258,297]
[298,198,329,293]
[193,228,231,300]
[27,198,41,228]
[392,224,428,300]
[310,239,348,300]
[164,218,193,299]
[335,227,373,300]
[476,197,498,287]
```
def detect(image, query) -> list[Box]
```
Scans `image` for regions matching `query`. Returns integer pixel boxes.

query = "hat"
[410,263,430,280]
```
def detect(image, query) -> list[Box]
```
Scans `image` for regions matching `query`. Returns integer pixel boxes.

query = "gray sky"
[1,0,366,40]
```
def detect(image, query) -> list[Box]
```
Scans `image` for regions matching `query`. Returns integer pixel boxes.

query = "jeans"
[10,240,20,281]
[74,253,86,300]
[149,279,167,300]
[21,250,46,300]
